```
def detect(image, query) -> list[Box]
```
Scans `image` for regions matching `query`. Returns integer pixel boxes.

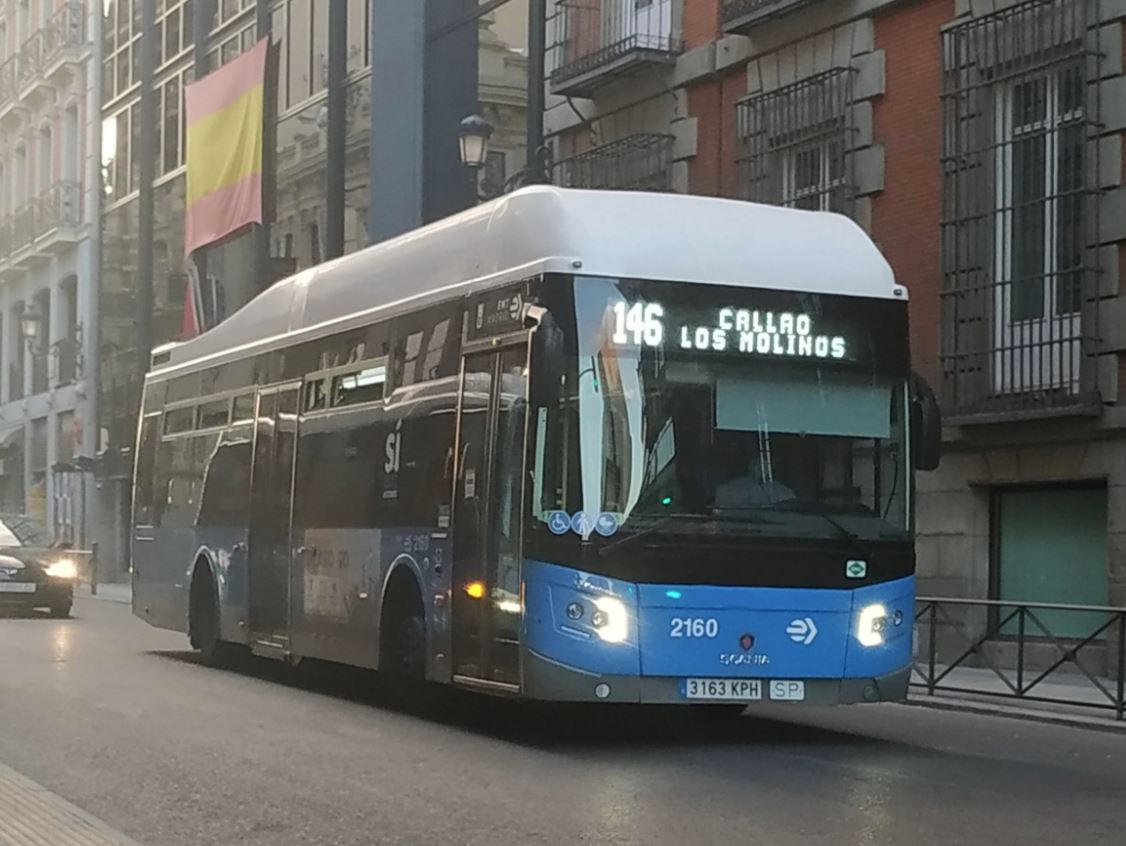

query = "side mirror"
[910,373,942,471]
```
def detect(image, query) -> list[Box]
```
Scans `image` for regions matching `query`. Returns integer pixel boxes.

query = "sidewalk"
[0,760,143,846]
[69,583,1123,729]
[908,664,1126,731]
[75,582,132,605]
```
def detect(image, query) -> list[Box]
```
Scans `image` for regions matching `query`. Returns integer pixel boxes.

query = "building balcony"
[32,181,83,253]
[0,217,28,280]
[551,0,682,99]
[16,2,88,100]
[722,0,815,34]
[554,133,675,191]
[0,56,25,125]
[38,2,88,83]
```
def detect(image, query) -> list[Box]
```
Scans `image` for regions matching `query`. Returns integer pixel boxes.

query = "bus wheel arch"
[188,555,225,665]
[379,562,427,682]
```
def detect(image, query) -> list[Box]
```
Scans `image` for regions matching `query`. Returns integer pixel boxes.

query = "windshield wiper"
[717,502,878,564]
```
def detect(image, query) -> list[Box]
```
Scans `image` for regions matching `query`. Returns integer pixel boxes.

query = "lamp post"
[459,113,552,201]
[458,114,493,171]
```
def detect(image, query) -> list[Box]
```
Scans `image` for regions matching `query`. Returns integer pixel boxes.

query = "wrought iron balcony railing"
[552,0,682,98]
[554,133,675,192]
[40,2,86,71]
[33,181,83,237]
[722,0,815,33]
[14,2,86,91]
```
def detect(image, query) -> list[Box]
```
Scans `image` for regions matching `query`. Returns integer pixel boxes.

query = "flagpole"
[325,0,347,260]
[189,0,213,322]
[255,0,274,291]
[136,0,156,383]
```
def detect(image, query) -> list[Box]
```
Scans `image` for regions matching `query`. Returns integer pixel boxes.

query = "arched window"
[63,105,79,184]
[38,124,53,196]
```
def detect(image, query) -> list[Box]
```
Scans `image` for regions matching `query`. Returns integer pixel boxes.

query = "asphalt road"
[1,597,1123,846]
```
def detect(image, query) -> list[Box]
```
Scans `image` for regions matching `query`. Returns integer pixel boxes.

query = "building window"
[784,138,847,212]
[736,68,855,215]
[308,221,321,266]
[999,67,1085,324]
[940,0,1100,418]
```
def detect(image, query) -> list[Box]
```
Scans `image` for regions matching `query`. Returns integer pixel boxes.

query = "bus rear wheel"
[380,574,427,688]
[189,565,229,667]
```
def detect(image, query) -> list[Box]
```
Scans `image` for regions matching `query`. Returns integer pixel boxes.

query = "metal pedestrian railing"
[913,597,1126,721]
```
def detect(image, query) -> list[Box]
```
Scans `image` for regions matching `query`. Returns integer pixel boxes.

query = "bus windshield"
[532,277,911,548]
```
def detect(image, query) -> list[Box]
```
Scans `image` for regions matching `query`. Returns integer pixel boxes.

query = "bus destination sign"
[610,301,849,362]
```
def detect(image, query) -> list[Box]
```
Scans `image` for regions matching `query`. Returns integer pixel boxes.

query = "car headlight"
[45,559,78,580]
[857,603,888,647]
[591,596,628,644]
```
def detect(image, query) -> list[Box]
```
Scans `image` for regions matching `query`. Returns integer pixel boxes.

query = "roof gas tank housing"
[149,187,901,380]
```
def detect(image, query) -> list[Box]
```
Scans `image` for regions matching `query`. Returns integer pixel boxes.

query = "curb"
[75,587,131,605]
[0,760,145,845]
[907,694,1126,734]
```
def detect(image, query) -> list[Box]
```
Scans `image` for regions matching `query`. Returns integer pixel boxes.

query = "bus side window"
[333,364,386,407]
[232,394,256,423]
[390,308,459,392]
[304,379,327,412]
[134,416,160,526]
[164,406,195,435]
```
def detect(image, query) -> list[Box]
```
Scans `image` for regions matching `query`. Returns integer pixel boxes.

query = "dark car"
[0,514,77,618]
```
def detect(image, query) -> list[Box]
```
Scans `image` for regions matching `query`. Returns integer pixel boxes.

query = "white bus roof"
[152,186,899,378]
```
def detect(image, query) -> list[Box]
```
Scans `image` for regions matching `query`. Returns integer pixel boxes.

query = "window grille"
[940,0,1102,419]
[736,69,856,215]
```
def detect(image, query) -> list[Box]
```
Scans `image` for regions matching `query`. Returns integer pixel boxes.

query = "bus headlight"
[46,559,78,580]
[592,596,628,644]
[857,603,889,647]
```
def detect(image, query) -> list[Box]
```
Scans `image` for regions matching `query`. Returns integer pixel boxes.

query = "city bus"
[131,186,941,706]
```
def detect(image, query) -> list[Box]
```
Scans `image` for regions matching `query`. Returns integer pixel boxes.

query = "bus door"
[247,383,300,654]
[450,343,529,689]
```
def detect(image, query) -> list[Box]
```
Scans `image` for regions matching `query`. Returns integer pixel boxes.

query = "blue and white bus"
[132,187,940,706]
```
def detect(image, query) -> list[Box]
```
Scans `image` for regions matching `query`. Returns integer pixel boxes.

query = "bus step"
[251,638,289,661]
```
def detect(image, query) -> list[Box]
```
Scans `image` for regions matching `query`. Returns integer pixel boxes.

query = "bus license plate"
[0,583,35,593]
[684,679,762,701]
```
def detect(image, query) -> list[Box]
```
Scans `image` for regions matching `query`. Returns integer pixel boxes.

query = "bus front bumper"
[523,649,911,706]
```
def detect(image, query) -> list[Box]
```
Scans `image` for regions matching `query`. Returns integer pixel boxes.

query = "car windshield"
[0,514,51,547]
[532,277,910,545]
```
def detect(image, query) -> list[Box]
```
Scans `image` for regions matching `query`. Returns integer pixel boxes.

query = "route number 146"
[612,302,665,347]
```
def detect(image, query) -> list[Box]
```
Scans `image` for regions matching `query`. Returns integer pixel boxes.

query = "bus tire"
[380,573,427,686]
[189,562,228,667]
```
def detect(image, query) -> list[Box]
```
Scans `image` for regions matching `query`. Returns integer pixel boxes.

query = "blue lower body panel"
[521,560,913,705]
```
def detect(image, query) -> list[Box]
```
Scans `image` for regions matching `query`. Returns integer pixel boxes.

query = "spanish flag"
[183,38,268,256]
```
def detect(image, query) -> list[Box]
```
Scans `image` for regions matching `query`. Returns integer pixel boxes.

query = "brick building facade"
[545,0,1126,630]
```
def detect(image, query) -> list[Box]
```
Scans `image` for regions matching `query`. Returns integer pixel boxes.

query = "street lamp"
[20,306,43,353]
[458,114,493,170]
